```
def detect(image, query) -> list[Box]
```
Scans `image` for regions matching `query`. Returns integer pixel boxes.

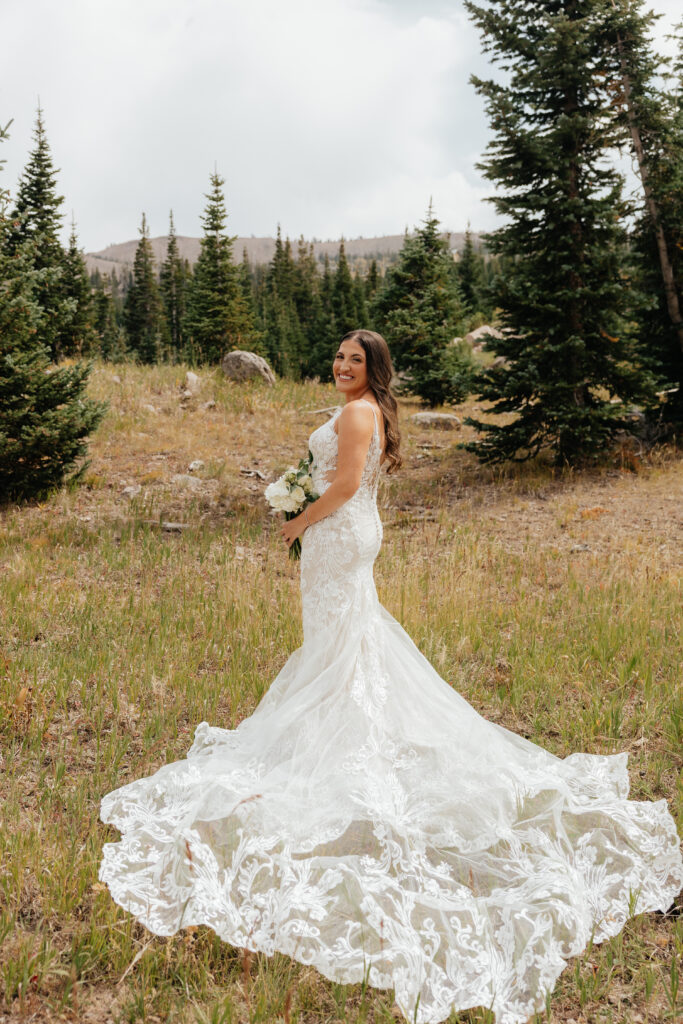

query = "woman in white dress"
[99,329,683,1024]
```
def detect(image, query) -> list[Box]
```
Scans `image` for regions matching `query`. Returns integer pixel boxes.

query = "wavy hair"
[340,329,402,474]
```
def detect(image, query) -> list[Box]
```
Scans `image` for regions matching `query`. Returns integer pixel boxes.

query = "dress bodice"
[301,397,384,643]
[308,399,382,501]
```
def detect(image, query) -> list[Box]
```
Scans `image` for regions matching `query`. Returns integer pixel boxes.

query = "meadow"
[1,361,681,1024]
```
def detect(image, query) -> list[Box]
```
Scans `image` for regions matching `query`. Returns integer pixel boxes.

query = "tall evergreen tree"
[236,246,265,355]
[160,210,189,361]
[185,170,252,364]
[0,121,106,501]
[457,223,486,314]
[110,268,120,304]
[610,6,683,425]
[463,0,655,463]
[239,245,254,308]
[332,240,359,335]
[292,237,319,334]
[262,228,306,377]
[353,270,368,329]
[373,204,466,406]
[365,259,381,303]
[306,253,339,380]
[320,253,335,330]
[293,236,328,377]
[93,274,127,361]
[124,212,164,363]
[269,228,296,303]
[61,218,97,356]
[6,106,74,360]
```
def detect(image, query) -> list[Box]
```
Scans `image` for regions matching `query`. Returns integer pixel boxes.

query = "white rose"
[289,485,306,508]
[264,477,289,506]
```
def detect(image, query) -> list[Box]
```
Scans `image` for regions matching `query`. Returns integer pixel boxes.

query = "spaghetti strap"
[358,397,379,435]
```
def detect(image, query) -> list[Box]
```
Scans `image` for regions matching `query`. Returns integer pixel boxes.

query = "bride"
[99,329,683,1024]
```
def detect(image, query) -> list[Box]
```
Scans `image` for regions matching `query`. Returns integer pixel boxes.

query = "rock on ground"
[411,412,461,429]
[465,325,504,350]
[221,350,276,385]
[171,474,203,491]
[170,474,221,495]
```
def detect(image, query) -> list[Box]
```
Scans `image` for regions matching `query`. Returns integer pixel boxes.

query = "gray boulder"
[411,412,461,430]
[465,325,504,351]
[171,474,220,494]
[171,473,202,491]
[222,350,276,385]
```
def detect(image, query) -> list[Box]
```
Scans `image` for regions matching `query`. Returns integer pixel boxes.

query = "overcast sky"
[1,0,680,253]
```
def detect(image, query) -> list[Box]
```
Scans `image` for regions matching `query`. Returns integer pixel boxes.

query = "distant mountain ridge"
[85,230,482,276]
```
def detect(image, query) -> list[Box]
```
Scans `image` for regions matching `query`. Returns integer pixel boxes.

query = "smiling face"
[333,338,369,397]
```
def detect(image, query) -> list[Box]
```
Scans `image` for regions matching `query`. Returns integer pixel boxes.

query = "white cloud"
[1,0,680,252]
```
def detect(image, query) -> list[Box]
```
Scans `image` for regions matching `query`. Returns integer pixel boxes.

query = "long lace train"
[99,400,683,1024]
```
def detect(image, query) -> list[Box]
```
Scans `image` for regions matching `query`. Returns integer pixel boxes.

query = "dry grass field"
[1,360,681,1024]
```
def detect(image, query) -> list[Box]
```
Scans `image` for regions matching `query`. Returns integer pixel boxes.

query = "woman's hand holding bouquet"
[265,451,319,560]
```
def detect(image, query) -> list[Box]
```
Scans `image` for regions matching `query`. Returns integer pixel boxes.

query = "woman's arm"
[281,402,374,549]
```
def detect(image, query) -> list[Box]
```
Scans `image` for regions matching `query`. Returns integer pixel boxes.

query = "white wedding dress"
[99,398,683,1024]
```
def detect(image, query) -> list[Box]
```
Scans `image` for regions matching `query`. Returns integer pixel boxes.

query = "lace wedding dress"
[99,398,683,1024]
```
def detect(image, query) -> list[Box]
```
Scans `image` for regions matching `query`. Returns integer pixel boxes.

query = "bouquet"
[265,450,320,560]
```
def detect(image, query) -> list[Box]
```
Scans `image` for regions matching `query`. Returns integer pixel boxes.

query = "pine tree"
[61,218,97,356]
[320,253,335,332]
[237,246,264,355]
[93,274,127,361]
[353,270,368,329]
[185,170,252,364]
[160,210,189,361]
[292,237,319,335]
[332,240,359,335]
[365,259,381,303]
[6,106,74,360]
[124,212,164,363]
[293,236,328,378]
[373,204,466,406]
[457,223,486,313]
[306,253,339,380]
[262,228,306,377]
[462,0,656,463]
[610,6,683,425]
[268,228,297,308]
[239,246,254,308]
[0,122,106,501]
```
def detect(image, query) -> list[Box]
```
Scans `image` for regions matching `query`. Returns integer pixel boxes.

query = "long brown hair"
[340,329,402,473]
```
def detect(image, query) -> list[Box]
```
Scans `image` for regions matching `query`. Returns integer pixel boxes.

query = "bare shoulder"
[335,400,375,435]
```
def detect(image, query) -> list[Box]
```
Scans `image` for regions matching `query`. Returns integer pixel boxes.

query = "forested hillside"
[85,230,482,278]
